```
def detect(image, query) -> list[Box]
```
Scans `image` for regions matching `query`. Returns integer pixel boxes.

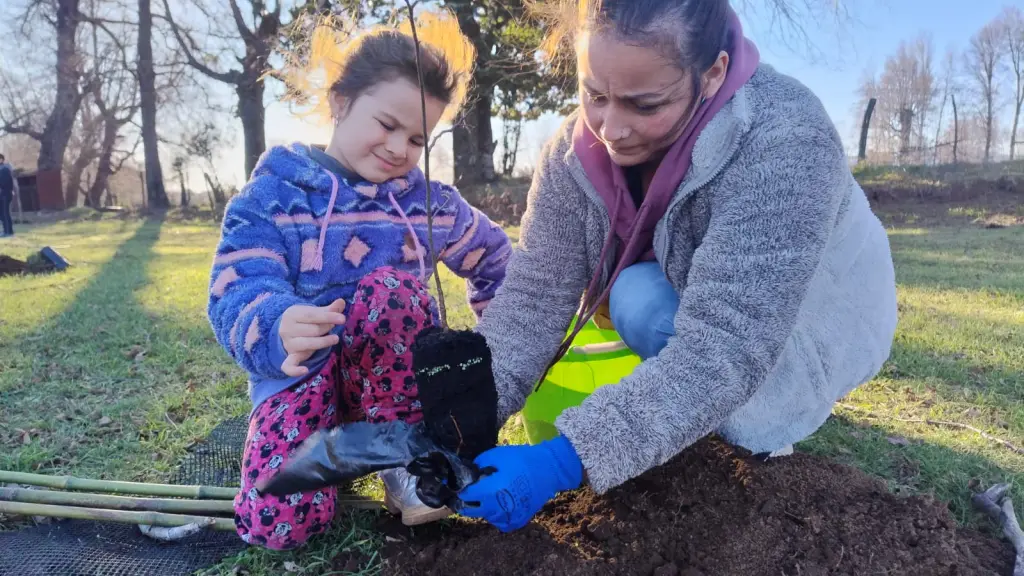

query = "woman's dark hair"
[537,0,731,92]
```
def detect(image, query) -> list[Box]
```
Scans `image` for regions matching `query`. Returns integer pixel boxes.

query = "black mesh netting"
[0,416,250,576]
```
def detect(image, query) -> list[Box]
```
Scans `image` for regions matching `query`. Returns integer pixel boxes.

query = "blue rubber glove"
[457,435,583,532]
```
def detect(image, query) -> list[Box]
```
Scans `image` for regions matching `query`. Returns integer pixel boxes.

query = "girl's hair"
[534,0,730,93]
[282,10,475,124]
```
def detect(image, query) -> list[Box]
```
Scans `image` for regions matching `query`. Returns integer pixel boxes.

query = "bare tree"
[0,0,95,207]
[162,0,296,178]
[63,96,104,205]
[965,19,1005,163]
[856,35,936,164]
[932,49,957,164]
[1002,6,1024,161]
[86,65,140,208]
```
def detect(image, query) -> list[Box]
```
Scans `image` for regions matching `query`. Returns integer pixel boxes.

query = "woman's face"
[577,31,727,167]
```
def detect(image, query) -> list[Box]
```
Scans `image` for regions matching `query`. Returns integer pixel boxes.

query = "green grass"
[799,224,1024,526]
[1,211,1022,573]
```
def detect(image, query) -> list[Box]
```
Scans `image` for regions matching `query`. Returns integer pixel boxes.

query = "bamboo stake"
[0,470,237,499]
[0,486,236,515]
[0,500,236,531]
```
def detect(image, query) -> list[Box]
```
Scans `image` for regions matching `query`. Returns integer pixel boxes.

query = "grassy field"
[0,205,1022,574]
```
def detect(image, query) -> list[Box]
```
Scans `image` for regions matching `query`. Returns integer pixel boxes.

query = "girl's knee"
[352,266,434,322]
[233,489,335,550]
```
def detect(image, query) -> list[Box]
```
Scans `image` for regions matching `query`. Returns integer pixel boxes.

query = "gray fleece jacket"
[474,64,899,494]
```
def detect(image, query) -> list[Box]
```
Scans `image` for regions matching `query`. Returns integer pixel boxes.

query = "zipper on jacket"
[655,119,744,269]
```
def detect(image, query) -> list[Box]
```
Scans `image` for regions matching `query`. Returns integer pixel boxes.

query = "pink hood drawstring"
[312,170,341,272]
[312,168,427,281]
[388,189,427,281]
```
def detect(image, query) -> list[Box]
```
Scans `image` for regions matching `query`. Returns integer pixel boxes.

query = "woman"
[450,0,898,533]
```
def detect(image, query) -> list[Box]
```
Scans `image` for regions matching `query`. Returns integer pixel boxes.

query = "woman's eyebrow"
[582,80,667,102]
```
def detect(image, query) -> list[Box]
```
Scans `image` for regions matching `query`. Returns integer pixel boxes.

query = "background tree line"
[0,0,849,210]
[856,5,1024,165]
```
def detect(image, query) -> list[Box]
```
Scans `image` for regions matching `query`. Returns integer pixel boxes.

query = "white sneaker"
[380,467,452,526]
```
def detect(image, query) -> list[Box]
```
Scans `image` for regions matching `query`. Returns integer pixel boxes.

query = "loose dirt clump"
[381,437,1014,576]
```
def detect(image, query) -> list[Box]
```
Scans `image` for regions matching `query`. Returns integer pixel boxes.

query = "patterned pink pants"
[233,267,435,549]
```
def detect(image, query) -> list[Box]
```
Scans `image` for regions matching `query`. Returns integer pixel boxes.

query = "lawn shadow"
[0,216,172,477]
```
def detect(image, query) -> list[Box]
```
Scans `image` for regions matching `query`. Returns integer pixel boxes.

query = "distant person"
[0,153,15,237]
[411,0,899,533]
[206,15,511,549]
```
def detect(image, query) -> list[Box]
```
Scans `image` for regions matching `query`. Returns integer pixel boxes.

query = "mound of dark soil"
[379,437,1014,576]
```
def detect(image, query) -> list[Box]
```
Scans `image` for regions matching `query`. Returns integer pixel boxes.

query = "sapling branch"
[402,0,448,329]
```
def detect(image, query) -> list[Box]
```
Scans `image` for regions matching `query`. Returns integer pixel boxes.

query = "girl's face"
[577,31,728,167]
[328,77,447,183]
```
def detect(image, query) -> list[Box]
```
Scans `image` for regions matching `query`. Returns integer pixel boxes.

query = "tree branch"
[160,0,240,84]
[228,0,259,46]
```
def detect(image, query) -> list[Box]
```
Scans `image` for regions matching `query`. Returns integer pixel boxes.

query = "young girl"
[207,15,511,550]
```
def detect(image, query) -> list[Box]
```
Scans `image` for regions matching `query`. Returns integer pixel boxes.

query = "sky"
[217,0,1014,187]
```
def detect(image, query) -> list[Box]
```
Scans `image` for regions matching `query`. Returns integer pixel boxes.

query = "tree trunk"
[1011,107,1021,161]
[86,121,119,208]
[984,90,994,164]
[41,0,84,209]
[933,93,946,165]
[898,108,914,165]
[138,0,168,208]
[237,80,266,179]
[952,94,959,164]
[453,91,496,185]
[857,98,876,162]
[178,168,188,207]
[65,157,91,208]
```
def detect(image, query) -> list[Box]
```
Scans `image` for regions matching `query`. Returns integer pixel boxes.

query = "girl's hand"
[278,299,347,377]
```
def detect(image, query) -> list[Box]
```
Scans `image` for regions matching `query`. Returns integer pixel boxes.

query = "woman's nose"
[600,109,630,142]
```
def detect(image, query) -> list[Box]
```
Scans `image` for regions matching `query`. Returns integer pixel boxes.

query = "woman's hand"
[278,300,347,377]
[457,435,583,532]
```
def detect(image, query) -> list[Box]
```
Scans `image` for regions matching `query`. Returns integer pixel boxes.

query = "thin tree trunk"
[87,121,119,208]
[453,91,496,184]
[237,81,266,179]
[984,90,994,164]
[65,158,90,208]
[138,0,168,208]
[857,98,876,162]
[933,93,947,165]
[40,0,85,209]
[952,94,960,164]
[178,167,188,207]
[1012,108,1021,161]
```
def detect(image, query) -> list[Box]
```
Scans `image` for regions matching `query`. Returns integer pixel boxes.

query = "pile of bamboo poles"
[0,470,381,541]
